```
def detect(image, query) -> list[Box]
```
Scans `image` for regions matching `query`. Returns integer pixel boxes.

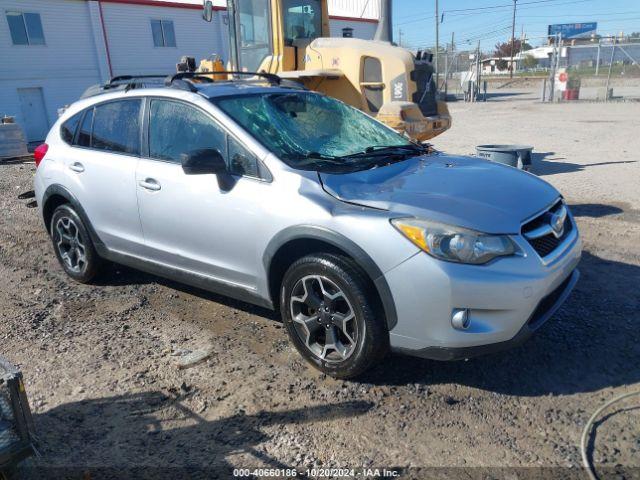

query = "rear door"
[135,98,271,288]
[64,99,145,254]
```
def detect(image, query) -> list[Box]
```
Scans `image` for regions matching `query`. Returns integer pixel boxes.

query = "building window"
[151,19,176,47]
[6,11,45,45]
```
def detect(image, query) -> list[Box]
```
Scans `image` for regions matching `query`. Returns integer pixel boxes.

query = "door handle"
[69,162,84,173]
[139,179,161,191]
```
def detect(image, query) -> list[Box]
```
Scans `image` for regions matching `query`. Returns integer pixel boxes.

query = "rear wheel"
[280,253,388,379]
[50,204,103,283]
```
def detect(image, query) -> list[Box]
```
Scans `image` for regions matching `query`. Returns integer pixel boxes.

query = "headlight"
[391,218,517,264]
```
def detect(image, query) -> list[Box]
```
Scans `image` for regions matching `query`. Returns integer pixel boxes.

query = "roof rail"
[164,72,214,93]
[166,71,282,88]
[106,75,166,89]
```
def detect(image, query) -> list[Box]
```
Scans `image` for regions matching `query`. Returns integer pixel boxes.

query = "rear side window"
[148,99,225,163]
[60,112,82,145]
[77,108,94,148]
[92,100,142,155]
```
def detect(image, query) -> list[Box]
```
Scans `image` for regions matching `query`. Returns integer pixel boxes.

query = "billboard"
[548,22,597,39]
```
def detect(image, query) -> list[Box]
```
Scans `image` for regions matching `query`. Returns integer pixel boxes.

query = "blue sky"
[392,0,640,51]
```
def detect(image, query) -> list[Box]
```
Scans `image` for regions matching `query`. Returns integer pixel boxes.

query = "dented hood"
[319,153,560,234]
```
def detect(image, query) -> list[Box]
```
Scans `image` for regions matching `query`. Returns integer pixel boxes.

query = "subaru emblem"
[550,206,567,238]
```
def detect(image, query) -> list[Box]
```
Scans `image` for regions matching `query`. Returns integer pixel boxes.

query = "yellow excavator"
[199,0,451,142]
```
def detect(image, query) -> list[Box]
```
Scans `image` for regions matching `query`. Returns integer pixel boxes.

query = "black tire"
[280,253,388,379]
[50,204,103,283]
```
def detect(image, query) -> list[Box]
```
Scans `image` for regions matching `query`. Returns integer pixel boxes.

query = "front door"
[17,87,49,143]
[135,98,270,289]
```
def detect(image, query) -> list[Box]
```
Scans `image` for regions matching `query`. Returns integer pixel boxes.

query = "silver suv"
[33,74,581,378]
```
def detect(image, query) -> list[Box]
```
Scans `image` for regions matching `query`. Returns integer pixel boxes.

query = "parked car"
[33,74,581,378]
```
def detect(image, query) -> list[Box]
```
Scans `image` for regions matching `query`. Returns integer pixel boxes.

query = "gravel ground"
[1,92,639,479]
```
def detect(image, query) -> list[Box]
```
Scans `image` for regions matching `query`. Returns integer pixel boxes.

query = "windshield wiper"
[286,152,361,171]
[290,152,346,165]
[341,143,429,159]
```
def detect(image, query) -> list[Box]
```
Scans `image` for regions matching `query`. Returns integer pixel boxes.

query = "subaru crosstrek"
[33,75,581,378]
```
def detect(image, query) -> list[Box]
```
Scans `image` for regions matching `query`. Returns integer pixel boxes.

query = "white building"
[480,57,517,75]
[0,0,380,143]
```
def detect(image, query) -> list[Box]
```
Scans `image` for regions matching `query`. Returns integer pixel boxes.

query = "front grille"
[522,201,573,258]
[411,63,438,116]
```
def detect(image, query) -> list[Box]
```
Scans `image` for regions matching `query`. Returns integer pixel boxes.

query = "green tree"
[496,59,509,71]
[494,40,532,58]
[522,55,538,69]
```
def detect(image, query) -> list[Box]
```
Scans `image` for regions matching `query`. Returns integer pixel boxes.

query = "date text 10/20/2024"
[233,468,401,477]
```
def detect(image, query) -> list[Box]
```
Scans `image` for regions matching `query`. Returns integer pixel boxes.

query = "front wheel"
[280,253,388,379]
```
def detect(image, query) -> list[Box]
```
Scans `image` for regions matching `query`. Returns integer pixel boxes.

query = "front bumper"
[393,269,579,360]
[385,225,582,360]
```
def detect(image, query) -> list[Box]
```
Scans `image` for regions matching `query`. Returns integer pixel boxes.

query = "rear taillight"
[33,143,48,168]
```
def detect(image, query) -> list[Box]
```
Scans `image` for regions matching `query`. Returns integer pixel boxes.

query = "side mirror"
[203,0,213,22]
[181,148,226,175]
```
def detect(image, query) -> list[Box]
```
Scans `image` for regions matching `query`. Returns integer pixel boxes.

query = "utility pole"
[509,0,518,79]
[435,0,440,90]
[474,40,481,102]
[605,41,616,102]
[398,28,403,47]
[450,31,455,83]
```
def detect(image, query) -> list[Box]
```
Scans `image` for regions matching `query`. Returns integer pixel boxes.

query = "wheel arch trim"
[263,225,398,330]
[42,184,107,254]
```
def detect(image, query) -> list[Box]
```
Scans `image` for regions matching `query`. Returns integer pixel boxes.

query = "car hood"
[319,153,560,234]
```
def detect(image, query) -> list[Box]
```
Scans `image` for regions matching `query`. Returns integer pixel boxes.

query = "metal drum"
[476,144,534,171]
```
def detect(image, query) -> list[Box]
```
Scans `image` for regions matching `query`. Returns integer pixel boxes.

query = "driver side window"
[148,99,226,163]
[148,99,269,180]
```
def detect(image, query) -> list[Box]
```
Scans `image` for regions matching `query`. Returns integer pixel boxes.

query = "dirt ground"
[1,91,639,479]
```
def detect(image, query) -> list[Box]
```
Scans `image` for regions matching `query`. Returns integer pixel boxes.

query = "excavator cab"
[202,0,451,142]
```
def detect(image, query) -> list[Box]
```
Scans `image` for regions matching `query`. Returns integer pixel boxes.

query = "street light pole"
[509,0,517,79]
[435,0,440,89]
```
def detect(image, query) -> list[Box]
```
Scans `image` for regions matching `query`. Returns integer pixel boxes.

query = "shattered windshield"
[215,92,415,171]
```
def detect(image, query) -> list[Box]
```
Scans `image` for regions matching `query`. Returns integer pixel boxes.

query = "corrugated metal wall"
[148,0,380,20]
[327,0,379,20]
[0,0,379,141]
[100,3,228,76]
[0,0,103,140]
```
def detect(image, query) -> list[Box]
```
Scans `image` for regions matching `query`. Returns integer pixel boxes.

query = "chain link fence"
[425,38,640,103]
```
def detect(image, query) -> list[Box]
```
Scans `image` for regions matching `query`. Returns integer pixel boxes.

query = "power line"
[396,0,596,25]
[396,0,594,20]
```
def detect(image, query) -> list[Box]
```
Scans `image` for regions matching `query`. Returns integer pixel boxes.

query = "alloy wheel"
[289,275,359,363]
[54,216,87,274]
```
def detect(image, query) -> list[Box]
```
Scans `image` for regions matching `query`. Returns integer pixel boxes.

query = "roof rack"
[165,71,282,91]
[105,75,166,90]
[82,71,289,99]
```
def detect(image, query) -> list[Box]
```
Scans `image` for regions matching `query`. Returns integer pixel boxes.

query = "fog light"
[451,308,470,330]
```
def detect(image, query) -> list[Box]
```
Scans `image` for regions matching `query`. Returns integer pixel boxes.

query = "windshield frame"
[211,91,420,173]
